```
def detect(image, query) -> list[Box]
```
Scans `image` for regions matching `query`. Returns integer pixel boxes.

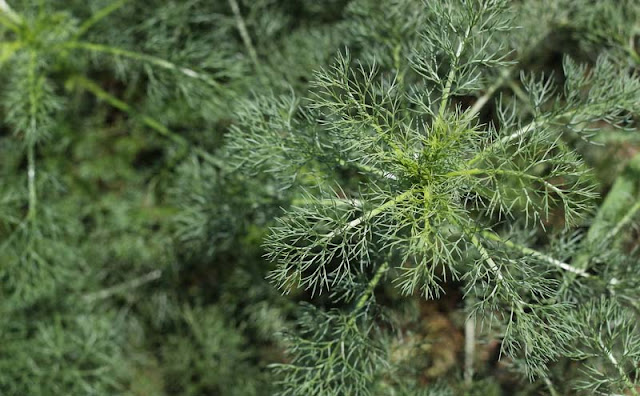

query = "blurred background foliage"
[0,0,638,395]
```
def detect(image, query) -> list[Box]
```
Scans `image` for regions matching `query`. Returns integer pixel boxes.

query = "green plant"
[1,0,639,395]
[0,0,339,393]
[229,0,640,394]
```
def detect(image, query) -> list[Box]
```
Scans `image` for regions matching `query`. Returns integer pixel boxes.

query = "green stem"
[439,26,470,118]
[626,43,640,65]
[27,143,36,223]
[69,75,186,146]
[228,0,259,71]
[604,200,640,243]
[26,49,38,224]
[507,78,530,106]
[392,44,405,89]
[83,269,162,302]
[325,189,414,241]
[353,262,389,313]
[480,230,590,278]
[336,157,394,181]
[0,0,21,27]
[598,337,640,396]
[74,0,130,39]
[571,153,640,273]
[62,41,222,90]
[446,167,568,200]
[467,68,512,119]
[543,377,561,396]
[470,233,504,282]
[464,296,475,386]
[69,75,226,168]
[468,99,623,168]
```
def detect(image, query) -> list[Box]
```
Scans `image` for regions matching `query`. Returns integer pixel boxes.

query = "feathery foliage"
[1,0,640,395]
[229,0,640,394]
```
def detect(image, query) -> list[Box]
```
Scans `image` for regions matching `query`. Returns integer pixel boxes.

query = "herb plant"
[1,0,639,395]
[230,0,640,394]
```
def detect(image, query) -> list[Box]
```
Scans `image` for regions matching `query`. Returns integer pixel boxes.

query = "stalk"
[439,26,471,118]
[74,0,130,38]
[84,270,163,302]
[27,143,37,223]
[63,41,223,90]
[69,75,226,169]
[464,297,475,386]
[467,68,512,119]
[228,0,260,71]
[0,0,21,26]
[324,189,414,241]
[480,230,590,278]
[598,337,640,396]
[353,262,389,313]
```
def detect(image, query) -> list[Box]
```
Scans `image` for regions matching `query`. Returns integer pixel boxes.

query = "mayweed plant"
[230,0,640,395]
[1,0,639,395]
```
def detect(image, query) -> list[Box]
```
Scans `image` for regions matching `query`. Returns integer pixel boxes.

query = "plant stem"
[74,0,130,39]
[347,261,389,328]
[447,167,572,204]
[470,233,504,282]
[70,75,185,145]
[571,153,640,273]
[439,26,470,118]
[70,75,226,168]
[325,189,414,241]
[480,230,591,278]
[26,49,37,224]
[63,41,223,90]
[27,143,37,223]
[543,377,561,396]
[228,0,259,71]
[0,0,21,25]
[604,200,640,242]
[354,262,389,312]
[335,158,396,180]
[464,296,475,386]
[598,337,640,396]
[626,42,640,65]
[467,68,512,119]
[83,270,163,302]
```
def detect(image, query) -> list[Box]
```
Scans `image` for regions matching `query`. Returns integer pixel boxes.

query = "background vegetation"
[0,1,639,395]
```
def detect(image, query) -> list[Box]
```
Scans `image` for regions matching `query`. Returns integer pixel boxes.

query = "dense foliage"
[0,1,639,395]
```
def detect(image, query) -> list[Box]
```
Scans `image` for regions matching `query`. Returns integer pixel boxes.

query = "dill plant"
[229,0,640,394]
[0,0,639,395]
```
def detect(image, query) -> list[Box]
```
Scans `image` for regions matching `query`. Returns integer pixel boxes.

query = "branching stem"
[69,75,226,168]
[70,75,186,146]
[26,49,38,224]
